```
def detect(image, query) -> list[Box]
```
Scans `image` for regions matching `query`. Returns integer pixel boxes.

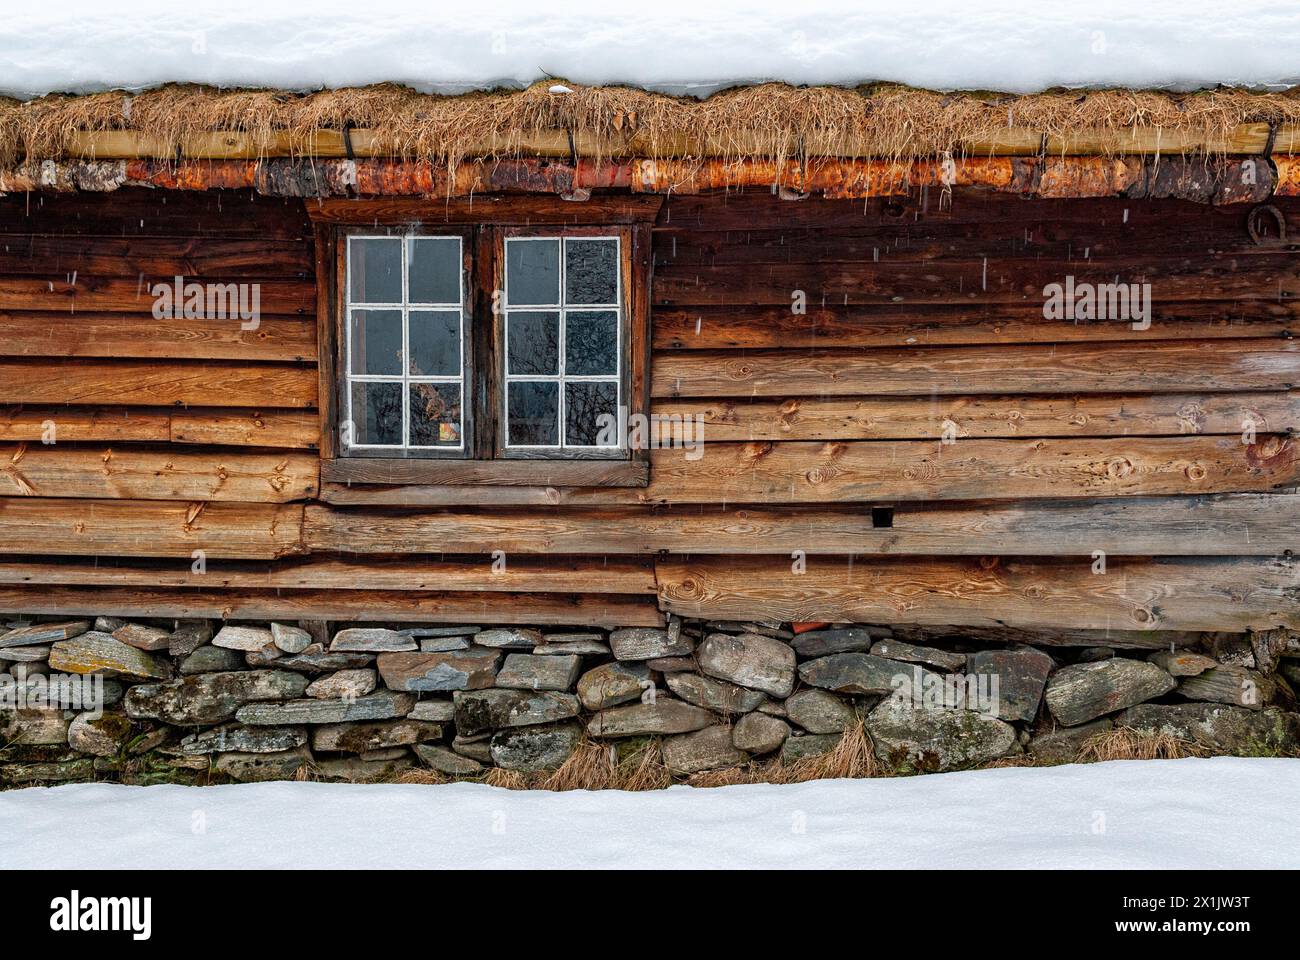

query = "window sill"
[321,458,649,488]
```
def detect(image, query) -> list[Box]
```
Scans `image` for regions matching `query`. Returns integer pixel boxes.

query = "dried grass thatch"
[1076,726,1208,762]
[3,81,1300,169]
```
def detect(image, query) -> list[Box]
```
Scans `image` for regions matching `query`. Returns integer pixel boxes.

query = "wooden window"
[314,201,656,489]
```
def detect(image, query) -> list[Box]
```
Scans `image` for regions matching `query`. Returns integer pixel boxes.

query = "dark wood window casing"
[311,197,657,488]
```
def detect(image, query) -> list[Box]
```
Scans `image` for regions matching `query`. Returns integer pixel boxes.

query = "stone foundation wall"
[2,615,1297,787]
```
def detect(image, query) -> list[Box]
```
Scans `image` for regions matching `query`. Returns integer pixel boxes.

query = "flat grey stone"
[330,628,417,652]
[271,622,313,654]
[798,652,920,697]
[168,621,213,657]
[1044,659,1176,726]
[111,623,171,652]
[0,645,50,662]
[791,627,875,658]
[533,640,609,656]
[310,718,443,752]
[125,670,309,725]
[275,650,375,673]
[785,689,855,734]
[490,722,582,772]
[214,746,311,782]
[212,625,274,652]
[49,632,171,680]
[377,648,501,692]
[870,639,966,672]
[577,661,651,710]
[179,645,245,675]
[305,668,377,700]
[664,671,766,714]
[586,700,716,738]
[1148,650,1219,677]
[645,656,695,673]
[697,632,795,698]
[1177,665,1274,710]
[414,742,484,776]
[1027,718,1114,764]
[866,696,1017,771]
[237,690,415,725]
[1121,702,1300,754]
[473,628,543,649]
[0,708,70,745]
[400,625,481,637]
[732,712,790,754]
[409,699,455,722]
[314,752,414,783]
[609,627,693,661]
[967,647,1055,722]
[781,733,841,763]
[179,724,307,755]
[67,711,133,756]
[0,620,89,648]
[418,636,471,652]
[542,632,605,644]
[453,689,581,736]
[495,653,581,691]
[663,725,747,775]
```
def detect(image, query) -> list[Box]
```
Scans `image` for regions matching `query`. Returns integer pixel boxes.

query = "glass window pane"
[408,237,461,304]
[409,383,462,447]
[350,381,402,446]
[507,311,560,375]
[507,381,559,446]
[506,238,560,305]
[566,238,619,304]
[349,238,402,303]
[349,309,403,376]
[565,310,619,375]
[409,310,461,377]
[565,381,619,447]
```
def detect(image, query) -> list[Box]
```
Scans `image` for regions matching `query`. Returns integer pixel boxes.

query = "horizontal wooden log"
[0,445,319,502]
[0,312,315,361]
[642,435,1297,503]
[321,457,648,487]
[306,194,664,225]
[317,482,647,507]
[655,555,1300,632]
[303,494,1299,556]
[0,360,318,407]
[0,277,313,315]
[890,624,1208,650]
[0,236,313,278]
[0,191,310,240]
[0,498,304,559]
[650,392,1300,442]
[0,407,318,448]
[168,409,320,449]
[653,255,1300,306]
[0,586,663,627]
[0,555,657,594]
[652,302,1299,350]
[651,341,1300,398]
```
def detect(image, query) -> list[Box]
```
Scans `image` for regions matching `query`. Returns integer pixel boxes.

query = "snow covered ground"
[1,757,1295,869]
[1,0,1298,99]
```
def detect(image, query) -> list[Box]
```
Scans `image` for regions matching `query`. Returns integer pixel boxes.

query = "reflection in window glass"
[346,235,465,452]
[503,235,621,450]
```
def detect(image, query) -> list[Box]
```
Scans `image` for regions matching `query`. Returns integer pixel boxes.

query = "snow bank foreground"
[1,0,1298,100]
[1,757,1296,869]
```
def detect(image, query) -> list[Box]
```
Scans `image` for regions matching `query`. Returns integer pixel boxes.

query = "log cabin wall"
[0,186,1296,637]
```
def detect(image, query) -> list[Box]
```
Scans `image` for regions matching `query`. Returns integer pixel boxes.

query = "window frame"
[340,227,473,459]
[493,225,630,461]
[313,200,655,490]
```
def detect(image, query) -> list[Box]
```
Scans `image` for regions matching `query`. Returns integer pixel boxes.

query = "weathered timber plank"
[169,409,320,449]
[652,256,1300,305]
[0,445,319,502]
[0,236,313,277]
[655,555,1300,632]
[0,191,310,240]
[651,341,1300,398]
[652,302,1299,349]
[0,555,657,594]
[642,435,1297,503]
[306,194,664,225]
[0,498,304,559]
[0,312,316,361]
[0,277,313,314]
[0,360,317,407]
[0,586,663,627]
[889,624,1205,650]
[0,407,170,442]
[321,457,648,487]
[302,495,1297,556]
[317,482,647,507]
[650,392,1300,441]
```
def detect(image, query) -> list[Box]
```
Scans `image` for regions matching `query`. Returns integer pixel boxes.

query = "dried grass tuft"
[540,738,615,792]
[1076,726,1208,762]
[4,81,1300,169]
[775,720,878,784]
[394,768,449,785]
[483,767,529,790]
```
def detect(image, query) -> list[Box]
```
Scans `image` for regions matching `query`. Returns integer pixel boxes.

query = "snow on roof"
[2,0,1299,101]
